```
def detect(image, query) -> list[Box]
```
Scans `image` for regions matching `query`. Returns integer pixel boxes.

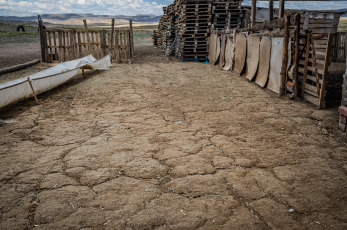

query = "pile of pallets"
[153,30,160,47]
[158,7,168,49]
[176,0,212,61]
[211,0,242,31]
[164,4,176,54]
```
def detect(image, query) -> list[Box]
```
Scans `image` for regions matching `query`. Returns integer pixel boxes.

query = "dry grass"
[338,17,347,32]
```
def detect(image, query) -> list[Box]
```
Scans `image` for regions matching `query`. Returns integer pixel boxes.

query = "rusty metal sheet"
[223,37,233,71]
[208,34,217,64]
[255,36,271,88]
[219,35,227,69]
[267,37,284,94]
[234,33,247,75]
[244,35,260,81]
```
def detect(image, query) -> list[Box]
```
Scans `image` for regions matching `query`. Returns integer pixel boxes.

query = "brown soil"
[0,42,41,69]
[0,44,347,229]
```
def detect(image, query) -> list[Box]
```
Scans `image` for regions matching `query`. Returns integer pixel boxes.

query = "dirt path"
[0,45,346,229]
[0,42,41,69]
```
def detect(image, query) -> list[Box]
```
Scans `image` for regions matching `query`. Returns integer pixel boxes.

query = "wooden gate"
[39,21,134,64]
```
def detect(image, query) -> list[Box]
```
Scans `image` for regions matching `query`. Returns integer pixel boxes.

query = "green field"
[0,21,156,45]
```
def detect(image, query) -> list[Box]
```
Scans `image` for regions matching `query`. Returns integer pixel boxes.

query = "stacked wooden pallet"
[153,30,160,47]
[176,0,212,61]
[211,0,242,31]
[158,7,168,49]
[164,4,176,54]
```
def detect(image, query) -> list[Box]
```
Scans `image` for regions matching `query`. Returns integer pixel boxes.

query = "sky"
[0,0,346,17]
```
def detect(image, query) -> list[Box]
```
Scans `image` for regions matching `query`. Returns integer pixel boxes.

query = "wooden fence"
[332,32,346,63]
[39,21,134,64]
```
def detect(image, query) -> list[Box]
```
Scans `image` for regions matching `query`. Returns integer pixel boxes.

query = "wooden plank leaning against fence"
[39,18,134,64]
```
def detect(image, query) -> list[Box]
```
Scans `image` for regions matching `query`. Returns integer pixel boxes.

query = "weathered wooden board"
[255,36,272,88]
[268,37,284,94]
[215,36,221,65]
[208,34,217,64]
[219,35,227,69]
[234,33,247,75]
[244,35,260,81]
[223,37,233,71]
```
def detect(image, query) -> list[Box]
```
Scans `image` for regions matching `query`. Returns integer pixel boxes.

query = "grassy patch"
[338,18,347,32]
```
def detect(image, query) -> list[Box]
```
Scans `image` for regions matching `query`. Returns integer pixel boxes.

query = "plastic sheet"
[0,55,111,109]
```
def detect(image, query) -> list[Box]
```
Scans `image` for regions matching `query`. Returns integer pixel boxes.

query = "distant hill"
[0,13,161,25]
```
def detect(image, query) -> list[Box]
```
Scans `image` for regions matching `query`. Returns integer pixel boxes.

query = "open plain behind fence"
[332,32,346,63]
[40,27,134,64]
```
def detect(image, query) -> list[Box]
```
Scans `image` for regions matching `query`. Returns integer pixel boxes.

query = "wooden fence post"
[279,0,285,18]
[83,20,92,55]
[251,0,256,28]
[293,13,300,98]
[129,20,134,59]
[269,0,274,21]
[101,30,106,57]
[110,19,115,62]
[280,13,289,95]
[38,15,46,63]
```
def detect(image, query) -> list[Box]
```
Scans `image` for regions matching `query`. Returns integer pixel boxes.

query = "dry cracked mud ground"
[0,45,347,229]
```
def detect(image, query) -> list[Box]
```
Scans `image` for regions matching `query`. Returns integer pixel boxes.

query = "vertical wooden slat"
[48,31,53,63]
[59,30,63,62]
[110,19,115,62]
[319,33,334,109]
[91,31,95,57]
[251,0,256,28]
[83,20,92,55]
[38,17,46,62]
[124,32,128,62]
[82,31,87,57]
[70,30,76,60]
[269,0,274,21]
[78,31,82,58]
[293,13,300,98]
[115,31,120,63]
[63,31,66,61]
[53,32,58,61]
[280,13,289,95]
[96,31,100,59]
[101,30,106,58]
[120,32,123,63]
[279,0,285,18]
[301,32,311,99]
[107,32,111,57]
[67,32,71,61]
[129,20,134,59]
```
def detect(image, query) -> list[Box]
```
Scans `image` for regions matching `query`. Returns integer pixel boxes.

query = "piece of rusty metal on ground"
[234,33,247,75]
[223,37,233,71]
[244,35,260,81]
[255,36,272,88]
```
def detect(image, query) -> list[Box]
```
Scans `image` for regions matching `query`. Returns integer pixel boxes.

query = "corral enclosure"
[0,0,347,229]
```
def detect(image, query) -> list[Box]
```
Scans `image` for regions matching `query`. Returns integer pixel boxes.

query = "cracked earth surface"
[0,45,347,229]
